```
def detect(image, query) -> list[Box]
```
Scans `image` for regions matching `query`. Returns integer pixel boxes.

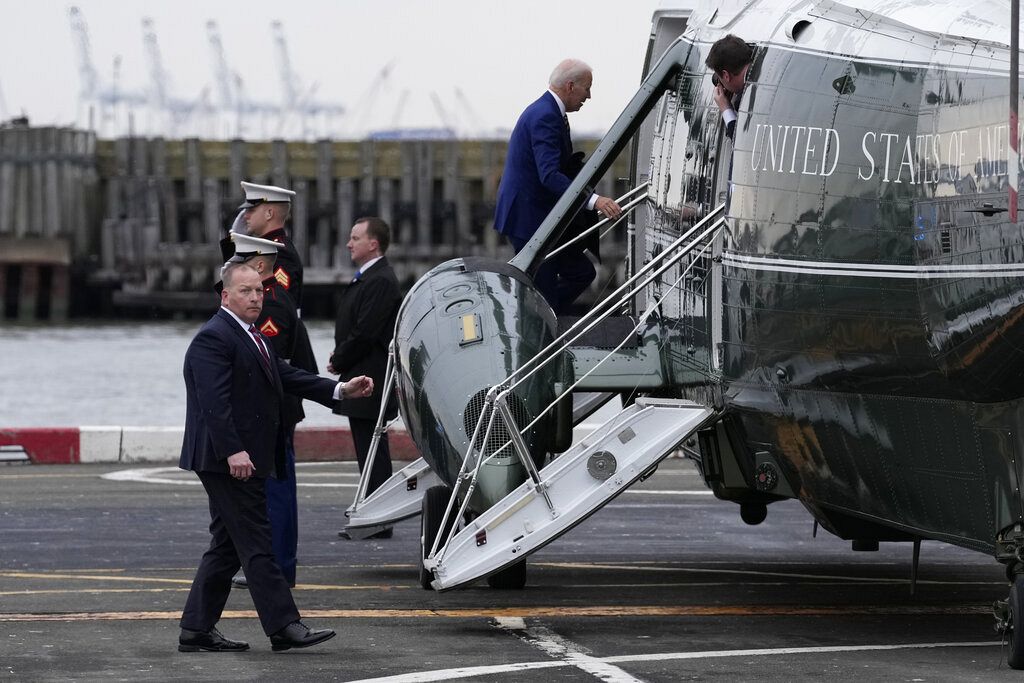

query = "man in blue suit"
[178,262,373,653]
[494,58,623,314]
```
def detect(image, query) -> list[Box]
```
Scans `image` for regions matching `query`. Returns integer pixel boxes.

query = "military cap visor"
[237,196,292,210]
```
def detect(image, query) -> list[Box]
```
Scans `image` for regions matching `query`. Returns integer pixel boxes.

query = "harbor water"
[0,319,344,428]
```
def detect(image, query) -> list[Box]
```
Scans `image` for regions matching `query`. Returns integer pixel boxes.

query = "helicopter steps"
[425,397,715,591]
[343,457,442,538]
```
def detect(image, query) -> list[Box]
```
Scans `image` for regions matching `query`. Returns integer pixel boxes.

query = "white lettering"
[802,127,822,175]
[859,131,876,181]
[787,126,807,174]
[894,136,915,184]
[821,128,840,176]
[879,133,899,183]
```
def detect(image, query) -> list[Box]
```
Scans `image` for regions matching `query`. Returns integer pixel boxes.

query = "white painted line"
[100,465,696,494]
[537,561,994,586]
[601,641,1002,664]
[622,489,713,495]
[100,467,356,488]
[495,619,643,683]
[345,641,1000,682]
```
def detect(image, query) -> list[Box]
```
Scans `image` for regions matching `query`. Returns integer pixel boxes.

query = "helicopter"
[344,0,1024,669]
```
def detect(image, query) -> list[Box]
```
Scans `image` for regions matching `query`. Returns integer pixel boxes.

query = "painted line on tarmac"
[536,562,1004,585]
[344,641,1002,683]
[101,467,358,488]
[495,617,643,682]
[99,466,711,494]
[0,604,992,622]
[0,571,191,585]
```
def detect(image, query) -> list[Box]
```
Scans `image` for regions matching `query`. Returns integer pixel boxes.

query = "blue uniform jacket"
[179,308,337,478]
[494,92,573,242]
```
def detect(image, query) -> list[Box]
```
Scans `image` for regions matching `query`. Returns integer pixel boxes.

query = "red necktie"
[248,324,271,369]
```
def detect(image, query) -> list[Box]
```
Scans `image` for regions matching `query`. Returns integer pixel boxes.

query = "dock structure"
[0,124,630,319]
[0,125,97,321]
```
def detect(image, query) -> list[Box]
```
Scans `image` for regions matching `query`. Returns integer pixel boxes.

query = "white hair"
[548,58,592,89]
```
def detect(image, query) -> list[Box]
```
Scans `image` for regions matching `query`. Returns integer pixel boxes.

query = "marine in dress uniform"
[227,233,306,587]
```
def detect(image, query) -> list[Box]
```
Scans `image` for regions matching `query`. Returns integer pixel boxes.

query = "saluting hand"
[342,375,374,399]
[227,451,255,481]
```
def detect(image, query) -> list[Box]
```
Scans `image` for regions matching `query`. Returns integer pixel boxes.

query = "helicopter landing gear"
[419,485,455,590]
[995,571,1024,670]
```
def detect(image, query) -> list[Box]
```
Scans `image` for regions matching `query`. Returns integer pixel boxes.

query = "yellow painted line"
[0,604,990,622]
[0,572,192,585]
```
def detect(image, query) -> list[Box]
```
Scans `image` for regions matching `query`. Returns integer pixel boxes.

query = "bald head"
[548,58,593,113]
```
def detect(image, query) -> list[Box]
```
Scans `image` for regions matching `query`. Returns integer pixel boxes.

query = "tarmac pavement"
[0,459,1017,681]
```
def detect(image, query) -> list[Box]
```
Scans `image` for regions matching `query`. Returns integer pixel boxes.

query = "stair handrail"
[428,211,725,564]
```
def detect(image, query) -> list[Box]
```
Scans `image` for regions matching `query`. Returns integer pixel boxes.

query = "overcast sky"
[4,0,667,139]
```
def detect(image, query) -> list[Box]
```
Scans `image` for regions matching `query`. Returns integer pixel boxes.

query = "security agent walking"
[224,233,307,589]
[328,217,402,527]
[494,58,623,314]
[178,261,372,653]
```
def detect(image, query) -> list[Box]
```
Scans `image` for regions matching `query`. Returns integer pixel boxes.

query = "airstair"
[417,204,727,588]
[425,397,713,590]
[343,455,441,538]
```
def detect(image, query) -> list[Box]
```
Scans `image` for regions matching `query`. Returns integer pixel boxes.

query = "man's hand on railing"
[594,195,623,219]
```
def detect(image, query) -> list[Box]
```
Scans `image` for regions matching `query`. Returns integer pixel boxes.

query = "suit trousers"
[509,235,595,315]
[180,472,300,636]
[349,417,393,496]
[265,430,298,586]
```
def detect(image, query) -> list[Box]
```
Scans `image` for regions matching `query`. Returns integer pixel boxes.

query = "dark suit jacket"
[494,92,575,243]
[180,308,338,478]
[330,257,401,421]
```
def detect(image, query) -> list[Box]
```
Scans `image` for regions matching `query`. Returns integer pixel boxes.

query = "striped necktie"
[248,324,271,369]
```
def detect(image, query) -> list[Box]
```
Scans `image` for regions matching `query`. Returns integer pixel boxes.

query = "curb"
[0,426,419,465]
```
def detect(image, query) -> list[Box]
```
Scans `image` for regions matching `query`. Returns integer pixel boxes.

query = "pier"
[0,123,631,319]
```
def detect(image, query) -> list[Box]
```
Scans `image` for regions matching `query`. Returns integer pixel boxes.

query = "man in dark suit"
[705,35,754,140]
[329,217,402,532]
[494,58,622,314]
[178,261,373,653]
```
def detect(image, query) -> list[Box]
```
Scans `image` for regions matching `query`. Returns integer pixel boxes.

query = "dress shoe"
[270,620,336,651]
[178,627,249,652]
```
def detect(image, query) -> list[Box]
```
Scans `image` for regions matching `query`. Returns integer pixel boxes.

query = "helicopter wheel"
[487,558,527,590]
[1005,574,1024,669]
[419,484,455,590]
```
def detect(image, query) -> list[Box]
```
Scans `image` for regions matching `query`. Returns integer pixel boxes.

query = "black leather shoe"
[231,575,248,589]
[178,627,249,652]
[270,621,336,651]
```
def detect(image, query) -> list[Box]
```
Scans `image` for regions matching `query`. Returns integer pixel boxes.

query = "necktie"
[351,270,361,285]
[248,324,271,369]
[563,114,570,137]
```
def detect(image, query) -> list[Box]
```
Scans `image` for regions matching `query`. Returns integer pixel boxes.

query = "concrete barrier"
[0,425,419,465]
